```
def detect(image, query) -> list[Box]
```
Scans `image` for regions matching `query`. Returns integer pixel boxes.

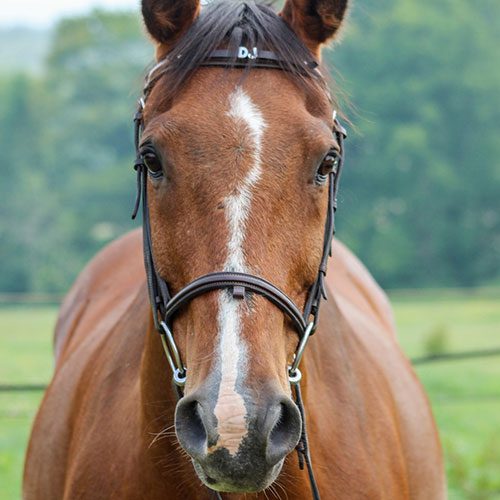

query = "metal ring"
[160,321,184,371]
[160,333,187,387]
[288,367,302,385]
[160,333,176,374]
[289,322,314,375]
[159,322,187,386]
[173,368,187,387]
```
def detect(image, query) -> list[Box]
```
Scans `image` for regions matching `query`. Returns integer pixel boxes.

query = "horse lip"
[192,458,284,493]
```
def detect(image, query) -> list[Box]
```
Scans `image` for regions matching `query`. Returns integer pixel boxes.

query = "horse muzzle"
[175,389,301,492]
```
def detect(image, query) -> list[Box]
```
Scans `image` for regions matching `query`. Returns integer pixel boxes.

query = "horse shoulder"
[326,239,397,338]
[54,228,144,362]
[316,240,445,498]
[25,229,149,499]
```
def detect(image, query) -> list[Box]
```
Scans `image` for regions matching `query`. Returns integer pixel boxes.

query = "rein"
[132,47,346,500]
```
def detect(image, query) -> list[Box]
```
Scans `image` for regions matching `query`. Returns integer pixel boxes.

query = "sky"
[0,0,140,28]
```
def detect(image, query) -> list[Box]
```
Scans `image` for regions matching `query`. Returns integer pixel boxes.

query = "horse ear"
[280,0,349,56]
[142,0,200,48]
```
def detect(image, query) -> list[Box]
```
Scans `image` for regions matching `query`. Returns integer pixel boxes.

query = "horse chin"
[192,457,284,493]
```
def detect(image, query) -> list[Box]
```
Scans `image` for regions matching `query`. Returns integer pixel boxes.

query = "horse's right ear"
[142,0,200,50]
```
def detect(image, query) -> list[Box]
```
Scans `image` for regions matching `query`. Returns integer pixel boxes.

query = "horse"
[24,1,446,498]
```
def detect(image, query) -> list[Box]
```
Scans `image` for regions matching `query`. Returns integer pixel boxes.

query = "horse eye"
[141,147,163,178]
[315,149,340,185]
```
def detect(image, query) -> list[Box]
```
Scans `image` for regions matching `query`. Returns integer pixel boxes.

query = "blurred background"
[0,0,498,498]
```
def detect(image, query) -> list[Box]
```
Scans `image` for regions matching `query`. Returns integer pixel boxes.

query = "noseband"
[132,47,346,500]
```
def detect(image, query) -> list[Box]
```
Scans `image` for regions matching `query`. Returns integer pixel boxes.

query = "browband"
[201,47,319,71]
[142,46,320,99]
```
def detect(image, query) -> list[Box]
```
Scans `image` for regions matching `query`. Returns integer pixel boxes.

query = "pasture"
[1,289,499,499]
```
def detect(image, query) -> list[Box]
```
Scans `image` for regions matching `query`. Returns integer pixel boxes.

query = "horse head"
[138,0,348,492]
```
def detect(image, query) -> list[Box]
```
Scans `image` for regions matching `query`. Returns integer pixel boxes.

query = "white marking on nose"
[212,87,267,455]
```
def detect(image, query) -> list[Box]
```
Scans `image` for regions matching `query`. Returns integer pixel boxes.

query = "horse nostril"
[269,403,289,443]
[175,398,208,459]
[266,399,302,466]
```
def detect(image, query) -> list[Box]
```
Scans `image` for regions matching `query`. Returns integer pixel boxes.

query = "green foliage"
[0,392,44,500]
[424,324,450,356]
[0,74,46,292]
[393,289,500,499]
[0,1,498,293]
[0,306,55,499]
[0,28,49,73]
[0,11,152,292]
[331,0,500,288]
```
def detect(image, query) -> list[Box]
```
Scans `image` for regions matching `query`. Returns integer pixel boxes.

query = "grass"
[1,290,500,499]
[0,306,55,500]
[391,290,500,500]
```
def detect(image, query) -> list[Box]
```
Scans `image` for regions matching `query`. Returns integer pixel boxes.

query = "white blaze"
[213,88,266,455]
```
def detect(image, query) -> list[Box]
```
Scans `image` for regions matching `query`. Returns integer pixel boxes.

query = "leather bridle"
[132,46,346,500]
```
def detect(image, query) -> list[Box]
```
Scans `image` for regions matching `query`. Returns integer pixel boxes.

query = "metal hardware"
[288,367,302,385]
[173,368,187,387]
[288,322,315,384]
[160,321,187,386]
[232,285,245,299]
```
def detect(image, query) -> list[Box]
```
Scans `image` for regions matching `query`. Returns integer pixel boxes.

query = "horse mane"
[152,0,331,105]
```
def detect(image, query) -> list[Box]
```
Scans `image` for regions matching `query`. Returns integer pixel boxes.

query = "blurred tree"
[0,1,498,292]
[0,74,47,291]
[35,10,151,291]
[331,0,500,287]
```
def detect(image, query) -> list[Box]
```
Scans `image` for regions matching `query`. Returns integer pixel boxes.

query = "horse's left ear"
[280,0,349,56]
[142,0,200,53]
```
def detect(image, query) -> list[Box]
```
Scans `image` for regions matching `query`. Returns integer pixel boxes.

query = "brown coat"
[24,230,445,499]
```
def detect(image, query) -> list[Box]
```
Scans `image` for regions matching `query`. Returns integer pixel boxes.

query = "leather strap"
[141,47,320,103]
[163,272,307,336]
[133,106,346,341]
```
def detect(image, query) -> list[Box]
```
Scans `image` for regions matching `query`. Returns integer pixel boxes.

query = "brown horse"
[24,1,445,498]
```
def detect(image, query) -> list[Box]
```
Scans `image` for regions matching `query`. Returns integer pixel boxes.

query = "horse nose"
[175,395,215,460]
[175,391,301,467]
[264,396,302,465]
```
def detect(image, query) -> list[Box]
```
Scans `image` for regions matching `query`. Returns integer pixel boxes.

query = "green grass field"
[1,290,499,499]
[390,289,500,500]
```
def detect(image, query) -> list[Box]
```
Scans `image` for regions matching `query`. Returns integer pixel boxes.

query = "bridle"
[132,46,346,500]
